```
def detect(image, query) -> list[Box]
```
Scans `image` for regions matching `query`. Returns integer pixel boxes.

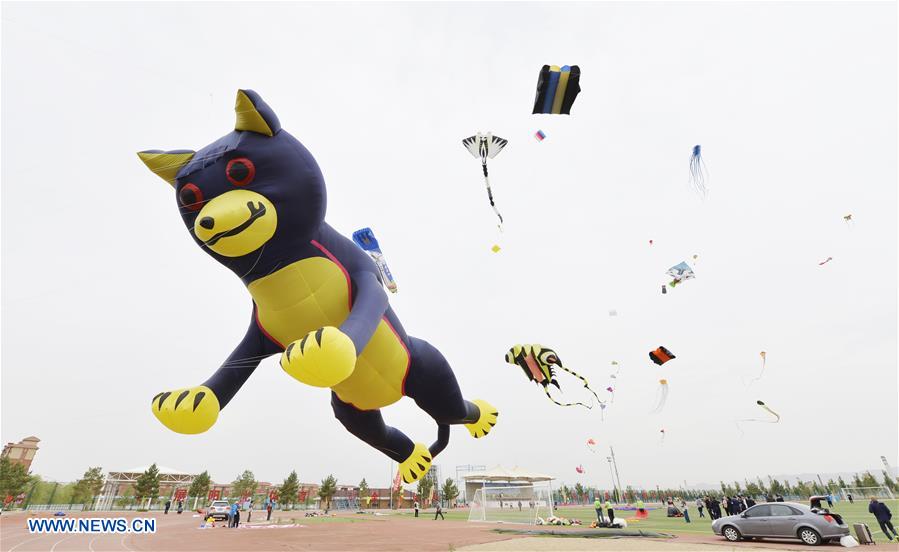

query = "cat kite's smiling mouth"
[204,201,267,247]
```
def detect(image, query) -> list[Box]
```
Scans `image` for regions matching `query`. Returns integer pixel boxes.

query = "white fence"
[24,504,86,511]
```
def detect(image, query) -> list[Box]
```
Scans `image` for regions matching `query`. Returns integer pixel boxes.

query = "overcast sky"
[2,2,896,491]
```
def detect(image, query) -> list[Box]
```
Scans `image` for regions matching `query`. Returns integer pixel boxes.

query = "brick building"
[1,436,39,471]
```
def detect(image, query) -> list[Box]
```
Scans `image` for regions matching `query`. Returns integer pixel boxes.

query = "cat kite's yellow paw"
[280,326,356,388]
[465,399,499,439]
[399,443,432,484]
[151,386,219,434]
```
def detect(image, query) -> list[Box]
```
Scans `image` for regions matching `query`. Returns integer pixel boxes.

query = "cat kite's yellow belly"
[247,256,409,410]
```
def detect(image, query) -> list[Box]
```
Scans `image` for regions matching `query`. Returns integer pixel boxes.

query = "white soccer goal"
[468,485,553,525]
[840,487,895,500]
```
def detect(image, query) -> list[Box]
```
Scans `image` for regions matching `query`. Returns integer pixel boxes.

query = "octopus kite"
[138,90,498,485]
[505,344,601,409]
[688,145,708,198]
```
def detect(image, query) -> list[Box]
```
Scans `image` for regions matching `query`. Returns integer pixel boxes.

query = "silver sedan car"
[712,502,849,546]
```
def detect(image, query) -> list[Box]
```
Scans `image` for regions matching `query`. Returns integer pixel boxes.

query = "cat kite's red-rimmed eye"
[178,183,204,211]
[226,157,255,186]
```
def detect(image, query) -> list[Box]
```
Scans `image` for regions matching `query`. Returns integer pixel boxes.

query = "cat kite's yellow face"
[137,89,328,264]
[192,189,277,257]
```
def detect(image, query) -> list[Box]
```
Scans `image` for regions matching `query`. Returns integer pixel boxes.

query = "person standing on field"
[710,497,722,520]
[869,498,896,541]
[594,497,605,523]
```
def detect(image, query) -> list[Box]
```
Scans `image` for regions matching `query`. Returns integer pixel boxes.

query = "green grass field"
[392,499,899,541]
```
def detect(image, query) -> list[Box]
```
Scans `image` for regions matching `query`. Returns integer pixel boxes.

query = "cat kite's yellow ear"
[137,150,196,187]
[235,89,281,136]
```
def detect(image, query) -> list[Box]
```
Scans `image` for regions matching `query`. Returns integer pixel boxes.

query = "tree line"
[553,470,898,504]
[6,458,891,510]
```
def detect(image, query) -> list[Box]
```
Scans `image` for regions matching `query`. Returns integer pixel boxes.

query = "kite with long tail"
[504,344,602,409]
[462,132,508,228]
[747,351,767,386]
[735,400,781,435]
[650,379,669,414]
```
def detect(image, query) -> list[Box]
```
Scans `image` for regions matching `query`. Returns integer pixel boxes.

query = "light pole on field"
[610,447,623,502]
[606,457,617,502]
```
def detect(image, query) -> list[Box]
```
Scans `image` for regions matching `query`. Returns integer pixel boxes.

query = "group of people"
[593,498,617,524]
[665,498,692,522]
[696,495,762,520]
[497,499,532,510]
[202,498,277,529]
[163,499,184,514]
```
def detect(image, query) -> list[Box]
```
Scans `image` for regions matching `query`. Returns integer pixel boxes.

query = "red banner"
[269,490,279,501]
[298,490,307,501]
[208,490,221,501]
[175,488,187,501]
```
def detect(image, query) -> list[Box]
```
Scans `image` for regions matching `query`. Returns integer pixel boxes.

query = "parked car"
[712,502,849,546]
[206,500,231,521]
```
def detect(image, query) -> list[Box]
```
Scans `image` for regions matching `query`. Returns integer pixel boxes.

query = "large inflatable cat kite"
[138,90,498,483]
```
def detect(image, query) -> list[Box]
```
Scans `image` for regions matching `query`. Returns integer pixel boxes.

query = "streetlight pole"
[610,447,623,502]
[606,457,617,502]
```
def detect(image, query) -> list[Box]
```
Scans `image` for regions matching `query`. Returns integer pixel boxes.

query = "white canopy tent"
[462,465,554,482]
[461,465,555,503]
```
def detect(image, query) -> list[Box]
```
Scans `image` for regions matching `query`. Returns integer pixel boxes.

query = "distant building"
[1,436,39,471]
[95,466,195,510]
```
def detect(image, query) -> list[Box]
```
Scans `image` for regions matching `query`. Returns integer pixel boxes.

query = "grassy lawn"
[390,499,899,540]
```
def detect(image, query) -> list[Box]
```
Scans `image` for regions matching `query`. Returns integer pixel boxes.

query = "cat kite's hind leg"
[330,394,433,484]
[404,337,499,444]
